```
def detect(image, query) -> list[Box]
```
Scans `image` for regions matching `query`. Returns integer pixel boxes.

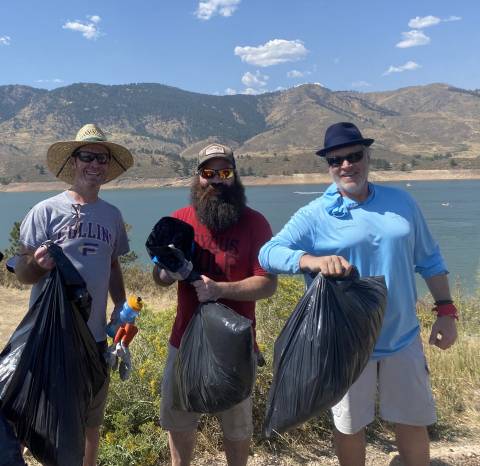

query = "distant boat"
[406,183,412,187]
[441,202,450,207]
[294,191,324,195]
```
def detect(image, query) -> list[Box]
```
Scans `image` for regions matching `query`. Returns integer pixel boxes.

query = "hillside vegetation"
[1,82,480,184]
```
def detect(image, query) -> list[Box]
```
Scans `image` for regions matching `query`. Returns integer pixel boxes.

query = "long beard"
[191,176,247,233]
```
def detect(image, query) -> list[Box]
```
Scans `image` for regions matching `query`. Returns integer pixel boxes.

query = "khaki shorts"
[332,335,436,434]
[160,344,254,441]
[86,341,110,428]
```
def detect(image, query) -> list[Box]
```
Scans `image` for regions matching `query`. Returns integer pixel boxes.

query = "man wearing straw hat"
[15,123,134,466]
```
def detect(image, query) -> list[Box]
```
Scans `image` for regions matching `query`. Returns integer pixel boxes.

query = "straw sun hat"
[47,123,134,184]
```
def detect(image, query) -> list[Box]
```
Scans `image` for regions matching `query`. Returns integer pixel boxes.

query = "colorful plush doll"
[105,296,143,380]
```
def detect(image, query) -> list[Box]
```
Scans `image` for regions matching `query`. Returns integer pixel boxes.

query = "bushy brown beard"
[191,175,247,233]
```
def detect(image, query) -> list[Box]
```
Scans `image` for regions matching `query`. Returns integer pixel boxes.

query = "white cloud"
[35,78,64,84]
[351,81,371,88]
[62,15,102,40]
[196,0,240,20]
[0,35,11,45]
[445,16,462,22]
[408,16,441,29]
[234,39,308,67]
[383,61,421,75]
[243,88,261,95]
[396,30,430,48]
[408,15,462,29]
[224,88,237,95]
[241,71,269,89]
[287,69,312,78]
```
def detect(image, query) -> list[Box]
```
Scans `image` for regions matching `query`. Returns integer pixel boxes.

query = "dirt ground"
[2,285,479,466]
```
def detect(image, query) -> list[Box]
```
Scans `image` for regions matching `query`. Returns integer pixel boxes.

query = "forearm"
[216,275,277,301]
[424,274,452,302]
[109,259,127,305]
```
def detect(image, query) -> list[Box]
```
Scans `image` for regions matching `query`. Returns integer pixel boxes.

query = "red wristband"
[433,303,459,320]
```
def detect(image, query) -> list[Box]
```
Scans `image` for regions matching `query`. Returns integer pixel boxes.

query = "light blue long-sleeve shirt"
[259,183,447,358]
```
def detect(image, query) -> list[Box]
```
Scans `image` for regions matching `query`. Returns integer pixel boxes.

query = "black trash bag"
[264,271,387,437]
[173,301,256,413]
[0,242,107,466]
[0,411,26,466]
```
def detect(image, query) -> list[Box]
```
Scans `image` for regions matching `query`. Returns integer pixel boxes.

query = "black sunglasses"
[326,150,364,167]
[73,150,110,164]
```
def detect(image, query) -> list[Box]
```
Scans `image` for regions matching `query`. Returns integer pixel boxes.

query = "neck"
[339,184,369,203]
[68,185,100,204]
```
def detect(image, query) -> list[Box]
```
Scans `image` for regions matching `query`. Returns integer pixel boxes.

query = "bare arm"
[424,273,457,350]
[14,244,55,284]
[192,274,277,303]
[109,259,127,306]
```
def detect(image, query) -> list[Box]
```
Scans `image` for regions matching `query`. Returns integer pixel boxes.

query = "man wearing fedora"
[153,143,277,466]
[259,122,458,466]
[14,123,133,466]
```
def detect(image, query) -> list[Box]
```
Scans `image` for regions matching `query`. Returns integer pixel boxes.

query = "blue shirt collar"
[323,182,375,218]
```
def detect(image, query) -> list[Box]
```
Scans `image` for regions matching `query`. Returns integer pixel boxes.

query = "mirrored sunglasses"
[198,167,235,180]
[73,151,110,165]
[326,150,364,167]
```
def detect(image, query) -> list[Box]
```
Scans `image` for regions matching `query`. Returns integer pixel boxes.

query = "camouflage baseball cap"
[197,143,236,168]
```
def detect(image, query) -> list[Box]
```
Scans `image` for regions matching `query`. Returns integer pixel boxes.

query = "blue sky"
[0,0,478,95]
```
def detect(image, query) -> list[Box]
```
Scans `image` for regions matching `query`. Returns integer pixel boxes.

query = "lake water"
[1,180,479,294]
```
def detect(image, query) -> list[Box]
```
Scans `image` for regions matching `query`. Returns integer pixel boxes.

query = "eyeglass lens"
[199,168,234,179]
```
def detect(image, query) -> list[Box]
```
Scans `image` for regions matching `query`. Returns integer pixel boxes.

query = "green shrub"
[98,276,479,464]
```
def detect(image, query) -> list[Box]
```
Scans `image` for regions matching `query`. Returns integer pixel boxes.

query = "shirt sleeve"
[259,204,316,274]
[249,212,273,277]
[112,210,130,260]
[19,203,50,250]
[411,197,448,278]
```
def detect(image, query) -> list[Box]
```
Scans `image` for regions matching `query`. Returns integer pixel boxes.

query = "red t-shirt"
[169,205,272,348]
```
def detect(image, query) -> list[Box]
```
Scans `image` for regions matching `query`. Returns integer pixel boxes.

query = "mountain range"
[0,82,479,183]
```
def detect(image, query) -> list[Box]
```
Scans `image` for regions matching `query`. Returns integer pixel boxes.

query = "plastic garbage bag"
[0,242,107,466]
[173,301,256,413]
[264,271,387,436]
[0,411,26,466]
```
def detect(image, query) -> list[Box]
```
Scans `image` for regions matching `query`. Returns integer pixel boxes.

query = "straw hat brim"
[47,141,134,184]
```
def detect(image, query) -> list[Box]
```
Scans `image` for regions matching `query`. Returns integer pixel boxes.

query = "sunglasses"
[326,150,364,167]
[73,151,110,164]
[198,167,235,180]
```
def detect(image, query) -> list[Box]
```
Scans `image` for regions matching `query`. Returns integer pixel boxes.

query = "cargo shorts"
[332,335,437,434]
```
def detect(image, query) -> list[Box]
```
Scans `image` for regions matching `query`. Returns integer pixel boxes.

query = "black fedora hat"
[316,122,374,156]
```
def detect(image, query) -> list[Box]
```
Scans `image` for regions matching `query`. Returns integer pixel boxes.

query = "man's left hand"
[429,316,458,350]
[192,275,222,302]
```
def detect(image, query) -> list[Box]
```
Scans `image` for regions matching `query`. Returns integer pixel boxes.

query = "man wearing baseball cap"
[259,122,457,466]
[14,123,133,466]
[153,143,277,466]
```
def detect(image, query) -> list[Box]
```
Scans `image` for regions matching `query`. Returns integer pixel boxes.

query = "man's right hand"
[300,254,353,277]
[34,244,56,271]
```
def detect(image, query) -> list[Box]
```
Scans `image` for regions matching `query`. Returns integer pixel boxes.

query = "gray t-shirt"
[20,191,129,341]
